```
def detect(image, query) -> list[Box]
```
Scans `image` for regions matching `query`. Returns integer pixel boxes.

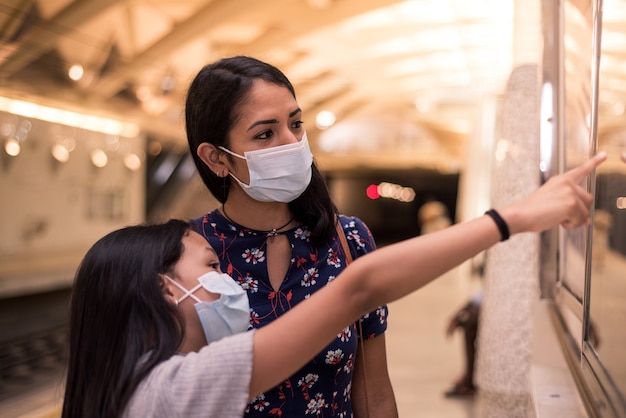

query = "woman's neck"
[221,190,294,232]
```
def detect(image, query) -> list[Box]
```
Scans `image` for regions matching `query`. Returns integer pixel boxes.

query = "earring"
[221,175,228,201]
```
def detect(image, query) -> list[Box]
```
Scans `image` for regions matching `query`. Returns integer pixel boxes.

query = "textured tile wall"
[475,64,541,418]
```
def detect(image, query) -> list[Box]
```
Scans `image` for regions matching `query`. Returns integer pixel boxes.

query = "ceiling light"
[306,0,332,9]
[90,149,108,168]
[136,86,151,101]
[316,110,336,129]
[68,64,84,81]
[51,144,70,163]
[62,137,77,152]
[142,97,169,115]
[4,138,20,156]
[124,153,142,171]
[210,24,265,44]
[0,97,140,137]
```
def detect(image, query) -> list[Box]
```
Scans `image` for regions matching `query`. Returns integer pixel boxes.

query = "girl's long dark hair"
[62,219,190,417]
[185,55,338,245]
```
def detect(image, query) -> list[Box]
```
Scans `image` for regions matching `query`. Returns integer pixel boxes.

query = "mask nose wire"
[164,275,202,303]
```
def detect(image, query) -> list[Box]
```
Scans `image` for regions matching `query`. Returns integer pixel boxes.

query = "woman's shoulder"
[335,214,376,254]
[337,214,370,232]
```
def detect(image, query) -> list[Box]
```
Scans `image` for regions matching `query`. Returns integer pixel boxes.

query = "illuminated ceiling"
[0,0,624,173]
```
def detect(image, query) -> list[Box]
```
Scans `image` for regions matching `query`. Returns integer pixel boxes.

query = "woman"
[185,55,395,417]
[61,152,606,417]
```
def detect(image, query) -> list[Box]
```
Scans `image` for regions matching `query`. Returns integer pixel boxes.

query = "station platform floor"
[386,266,482,418]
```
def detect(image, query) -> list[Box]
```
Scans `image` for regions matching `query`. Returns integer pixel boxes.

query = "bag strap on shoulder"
[335,218,370,416]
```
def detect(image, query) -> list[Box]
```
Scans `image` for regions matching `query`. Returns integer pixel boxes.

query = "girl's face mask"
[165,271,250,345]
[219,133,313,203]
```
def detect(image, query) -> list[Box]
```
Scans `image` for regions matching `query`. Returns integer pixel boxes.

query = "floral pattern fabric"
[190,211,388,418]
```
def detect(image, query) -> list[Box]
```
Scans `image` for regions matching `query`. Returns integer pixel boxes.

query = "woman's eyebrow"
[247,118,278,131]
[289,108,302,118]
[246,108,302,131]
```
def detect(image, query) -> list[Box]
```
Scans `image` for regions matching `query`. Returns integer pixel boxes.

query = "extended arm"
[249,152,606,399]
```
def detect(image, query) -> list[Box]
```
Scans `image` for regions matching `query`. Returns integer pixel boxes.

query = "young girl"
[61,152,605,417]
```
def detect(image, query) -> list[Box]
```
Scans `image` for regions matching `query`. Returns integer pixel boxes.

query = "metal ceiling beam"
[0,0,35,44]
[88,0,259,100]
[0,0,125,75]
[88,0,403,100]
[230,0,402,57]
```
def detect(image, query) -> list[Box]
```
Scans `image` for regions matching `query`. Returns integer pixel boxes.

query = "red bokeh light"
[366,184,380,199]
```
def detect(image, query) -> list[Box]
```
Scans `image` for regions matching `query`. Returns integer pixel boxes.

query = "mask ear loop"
[164,275,203,304]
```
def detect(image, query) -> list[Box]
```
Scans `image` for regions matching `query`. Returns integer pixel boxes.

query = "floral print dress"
[190,211,388,418]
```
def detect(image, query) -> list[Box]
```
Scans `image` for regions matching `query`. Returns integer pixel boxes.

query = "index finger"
[565,151,607,183]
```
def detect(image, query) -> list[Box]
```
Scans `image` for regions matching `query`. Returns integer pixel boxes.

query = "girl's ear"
[159,274,178,308]
[197,143,229,178]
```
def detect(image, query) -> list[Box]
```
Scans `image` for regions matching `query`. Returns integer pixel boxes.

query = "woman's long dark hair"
[62,219,190,417]
[185,55,337,245]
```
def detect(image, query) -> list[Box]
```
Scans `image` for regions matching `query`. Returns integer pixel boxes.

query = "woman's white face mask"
[219,133,313,203]
[166,271,250,345]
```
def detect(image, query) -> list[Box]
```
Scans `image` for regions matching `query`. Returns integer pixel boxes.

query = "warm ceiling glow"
[142,96,170,115]
[209,24,265,44]
[0,97,140,137]
[90,149,108,168]
[68,64,84,81]
[124,153,142,171]
[136,86,152,101]
[306,0,332,9]
[316,110,336,129]
[51,144,70,163]
[4,138,20,156]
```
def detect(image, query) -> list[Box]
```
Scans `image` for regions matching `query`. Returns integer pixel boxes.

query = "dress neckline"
[214,209,300,237]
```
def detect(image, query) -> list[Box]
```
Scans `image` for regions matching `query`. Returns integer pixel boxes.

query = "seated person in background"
[61,153,605,418]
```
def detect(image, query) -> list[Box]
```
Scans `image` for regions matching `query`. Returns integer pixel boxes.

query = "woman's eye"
[292,120,303,129]
[255,130,272,140]
[209,262,220,270]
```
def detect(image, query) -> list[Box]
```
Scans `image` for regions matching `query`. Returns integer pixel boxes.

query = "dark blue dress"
[190,211,388,418]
